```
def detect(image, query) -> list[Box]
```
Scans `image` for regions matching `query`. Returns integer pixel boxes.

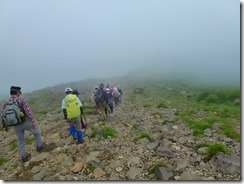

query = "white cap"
[65,87,73,93]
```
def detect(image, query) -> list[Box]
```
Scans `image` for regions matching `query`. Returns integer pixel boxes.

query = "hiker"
[105,88,113,114]
[94,83,111,115]
[1,86,55,162]
[62,88,84,144]
[90,86,100,112]
[106,82,110,89]
[117,85,123,104]
[113,86,121,106]
[72,89,87,129]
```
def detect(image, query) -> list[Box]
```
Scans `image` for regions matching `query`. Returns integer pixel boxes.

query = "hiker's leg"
[23,117,43,147]
[75,116,83,143]
[110,104,113,113]
[69,118,77,138]
[13,124,27,158]
[103,101,110,114]
[77,131,83,142]
[115,97,118,106]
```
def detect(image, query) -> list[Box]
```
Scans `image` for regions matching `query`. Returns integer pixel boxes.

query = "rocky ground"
[0,91,241,181]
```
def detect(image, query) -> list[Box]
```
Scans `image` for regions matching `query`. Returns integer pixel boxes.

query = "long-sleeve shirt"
[1,95,35,125]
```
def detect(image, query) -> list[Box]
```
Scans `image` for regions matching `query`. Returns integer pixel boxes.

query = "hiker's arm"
[21,99,35,123]
[62,109,68,120]
[1,102,7,128]
[77,98,84,115]
[80,106,84,115]
[61,99,68,120]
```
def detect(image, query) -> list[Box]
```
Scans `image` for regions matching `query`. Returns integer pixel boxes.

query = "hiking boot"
[76,140,84,144]
[36,142,56,152]
[22,153,31,163]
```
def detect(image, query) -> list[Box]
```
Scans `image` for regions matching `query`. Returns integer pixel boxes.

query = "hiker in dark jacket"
[0,86,55,162]
[105,88,113,114]
[117,85,123,104]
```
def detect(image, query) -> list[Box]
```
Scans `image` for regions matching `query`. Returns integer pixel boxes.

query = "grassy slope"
[0,75,240,142]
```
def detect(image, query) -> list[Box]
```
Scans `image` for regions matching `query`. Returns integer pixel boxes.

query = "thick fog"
[0,0,240,94]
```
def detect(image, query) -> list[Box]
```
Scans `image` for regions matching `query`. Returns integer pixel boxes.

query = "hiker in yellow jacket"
[61,88,84,144]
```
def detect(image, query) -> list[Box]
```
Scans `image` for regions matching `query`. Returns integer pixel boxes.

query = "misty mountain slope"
[0,77,240,180]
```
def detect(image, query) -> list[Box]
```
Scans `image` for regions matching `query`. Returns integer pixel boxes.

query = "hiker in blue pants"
[62,87,84,144]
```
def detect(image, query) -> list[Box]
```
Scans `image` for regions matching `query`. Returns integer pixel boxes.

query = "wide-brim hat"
[10,86,22,94]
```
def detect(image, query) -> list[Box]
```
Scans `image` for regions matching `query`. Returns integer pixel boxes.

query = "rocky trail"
[0,93,241,181]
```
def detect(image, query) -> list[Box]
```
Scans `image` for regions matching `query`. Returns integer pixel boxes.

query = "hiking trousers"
[69,115,83,142]
[13,117,43,158]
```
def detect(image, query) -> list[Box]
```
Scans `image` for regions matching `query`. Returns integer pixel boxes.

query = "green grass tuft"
[0,156,7,166]
[204,143,231,161]
[133,131,154,142]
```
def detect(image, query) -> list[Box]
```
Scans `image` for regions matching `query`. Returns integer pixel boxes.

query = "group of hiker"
[0,83,123,163]
[90,82,123,116]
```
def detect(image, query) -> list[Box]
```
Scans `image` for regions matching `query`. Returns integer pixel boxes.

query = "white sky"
[0,0,240,94]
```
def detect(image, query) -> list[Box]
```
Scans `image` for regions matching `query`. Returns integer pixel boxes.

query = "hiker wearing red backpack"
[62,88,84,144]
[1,86,55,162]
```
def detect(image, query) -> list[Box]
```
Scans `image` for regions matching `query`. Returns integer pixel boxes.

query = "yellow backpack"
[65,94,80,119]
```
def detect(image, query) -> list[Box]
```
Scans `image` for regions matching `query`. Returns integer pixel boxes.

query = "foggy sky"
[0,0,240,94]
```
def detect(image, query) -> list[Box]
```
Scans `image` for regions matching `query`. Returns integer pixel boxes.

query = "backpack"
[65,94,80,119]
[113,88,120,98]
[94,89,105,103]
[3,98,22,126]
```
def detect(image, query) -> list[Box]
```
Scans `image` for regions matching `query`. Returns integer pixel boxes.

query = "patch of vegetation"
[86,161,96,172]
[151,112,162,118]
[10,143,17,151]
[219,124,240,141]
[187,120,212,136]
[26,137,35,145]
[132,123,140,131]
[195,142,232,161]
[194,143,209,151]
[159,133,164,140]
[157,102,167,109]
[0,156,7,166]
[101,125,117,138]
[90,126,100,138]
[143,104,152,108]
[12,163,18,169]
[133,87,144,94]
[196,89,240,104]
[90,125,117,139]
[161,119,176,125]
[84,109,99,115]
[132,131,154,142]
[205,94,219,103]
[147,160,167,174]
[204,143,231,161]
